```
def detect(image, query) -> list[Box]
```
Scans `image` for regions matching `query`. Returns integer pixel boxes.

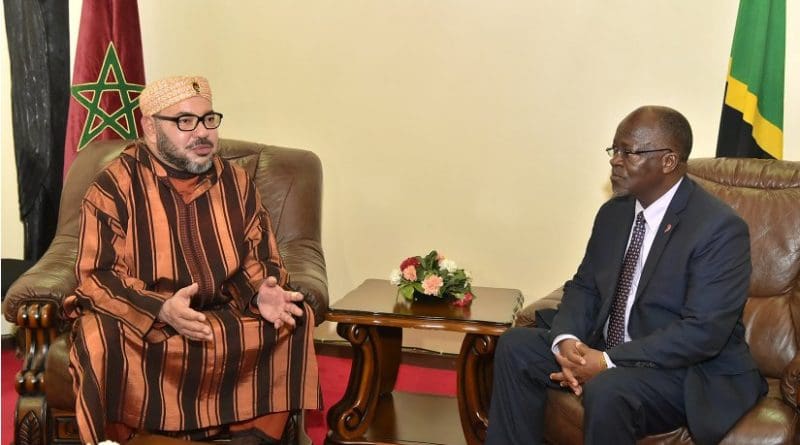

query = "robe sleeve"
[221,179,289,315]
[65,183,170,338]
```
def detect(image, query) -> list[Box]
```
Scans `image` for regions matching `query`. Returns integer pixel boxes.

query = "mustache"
[188,138,213,149]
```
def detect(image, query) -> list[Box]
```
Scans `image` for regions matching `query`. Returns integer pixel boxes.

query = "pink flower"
[436,252,445,261]
[421,274,444,295]
[402,265,417,281]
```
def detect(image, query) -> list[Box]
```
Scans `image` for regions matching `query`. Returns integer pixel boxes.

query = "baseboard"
[314,339,457,370]
[2,334,15,350]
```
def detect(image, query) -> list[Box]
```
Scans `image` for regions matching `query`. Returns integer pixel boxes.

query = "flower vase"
[412,291,451,304]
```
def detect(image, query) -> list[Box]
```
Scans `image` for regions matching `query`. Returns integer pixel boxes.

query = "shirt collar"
[635,177,683,228]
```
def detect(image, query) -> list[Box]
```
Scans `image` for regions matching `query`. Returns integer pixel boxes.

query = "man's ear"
[661,151,679,174]
[141,115,157,145]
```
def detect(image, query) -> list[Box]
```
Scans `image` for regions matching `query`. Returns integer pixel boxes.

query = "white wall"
[3,2,799,342]
[1,5,22,335]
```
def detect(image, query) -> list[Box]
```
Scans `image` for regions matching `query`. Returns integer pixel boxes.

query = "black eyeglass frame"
[152,112,224,131]
[605,147,673,158]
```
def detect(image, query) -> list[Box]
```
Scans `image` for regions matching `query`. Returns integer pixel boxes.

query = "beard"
[610,171,632,198]
[610,181,630,198]
[155,127,214,174]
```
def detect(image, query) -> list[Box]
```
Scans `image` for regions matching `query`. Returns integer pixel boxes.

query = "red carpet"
[2,347,456,445]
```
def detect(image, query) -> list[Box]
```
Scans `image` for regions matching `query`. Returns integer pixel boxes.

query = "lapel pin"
[664,224,672,233]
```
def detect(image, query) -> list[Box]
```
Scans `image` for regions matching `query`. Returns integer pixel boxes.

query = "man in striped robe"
[63,75,321,445]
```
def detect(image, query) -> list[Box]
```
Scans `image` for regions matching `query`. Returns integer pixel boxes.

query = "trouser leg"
[582,366,687,445]
[485,327,561,445]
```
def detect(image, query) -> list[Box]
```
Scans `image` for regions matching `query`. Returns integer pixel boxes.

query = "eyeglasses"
[152,112,224,131]
[605,147,672,158]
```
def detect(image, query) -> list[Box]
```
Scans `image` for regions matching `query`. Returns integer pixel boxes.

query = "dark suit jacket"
[549,177,766,445]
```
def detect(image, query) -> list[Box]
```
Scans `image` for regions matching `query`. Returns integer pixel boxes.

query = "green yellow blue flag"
[716,0,785,159]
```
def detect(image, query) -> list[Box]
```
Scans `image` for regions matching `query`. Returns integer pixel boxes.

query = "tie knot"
[635,211,646,226]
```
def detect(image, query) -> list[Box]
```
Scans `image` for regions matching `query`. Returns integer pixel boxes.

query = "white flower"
[439,259,457,273]
[464,269,472,281]
[96,441,121,445]
[389,268,403,285]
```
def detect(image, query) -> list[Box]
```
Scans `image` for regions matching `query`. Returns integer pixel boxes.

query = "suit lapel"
[596,199,637,326]
[635,178,694,302]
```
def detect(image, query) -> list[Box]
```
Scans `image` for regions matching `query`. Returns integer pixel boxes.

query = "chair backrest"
[687,157,800,379]
[58,139,322,241]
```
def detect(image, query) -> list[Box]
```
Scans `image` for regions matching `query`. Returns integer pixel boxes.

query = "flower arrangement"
[390,250,474,307]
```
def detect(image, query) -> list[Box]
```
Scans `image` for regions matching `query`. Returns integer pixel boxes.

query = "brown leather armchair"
[3,138,328,445]
[515,157,800,444]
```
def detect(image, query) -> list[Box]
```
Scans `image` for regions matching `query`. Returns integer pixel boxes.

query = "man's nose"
[609,152,623,167]
[193,121,211,137]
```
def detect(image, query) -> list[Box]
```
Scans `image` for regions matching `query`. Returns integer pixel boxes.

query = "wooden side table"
[325,279,523,445]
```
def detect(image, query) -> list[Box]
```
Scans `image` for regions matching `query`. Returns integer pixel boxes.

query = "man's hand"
[550,339,608,395]
[255,276,304,330]
[551,338,586,395]
[571,342,607,382]
[157,283,213,341]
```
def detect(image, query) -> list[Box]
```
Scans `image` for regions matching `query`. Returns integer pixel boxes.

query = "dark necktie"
[607,211,646,348]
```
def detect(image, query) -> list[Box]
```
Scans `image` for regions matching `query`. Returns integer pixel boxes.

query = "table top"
[326,279,524,335]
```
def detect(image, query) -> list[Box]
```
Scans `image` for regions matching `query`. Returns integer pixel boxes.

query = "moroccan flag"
[63,0,145,176]
[716,0,785,159]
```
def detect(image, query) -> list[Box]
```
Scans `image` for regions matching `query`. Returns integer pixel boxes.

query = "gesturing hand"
[157,283,213,341]
[255,276,304,330]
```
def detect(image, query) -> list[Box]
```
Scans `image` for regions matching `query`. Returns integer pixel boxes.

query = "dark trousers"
[485,327,688,445]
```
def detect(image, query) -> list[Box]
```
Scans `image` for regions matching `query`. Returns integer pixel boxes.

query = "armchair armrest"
[781,352,800,411]
[14,302,60,397]
[282,238,328,326]
[3,235,77,325]
[3,235,76,401]
[514,287,564,328]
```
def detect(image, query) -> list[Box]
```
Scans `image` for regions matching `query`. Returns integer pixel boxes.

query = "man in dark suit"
[485,106,766,445]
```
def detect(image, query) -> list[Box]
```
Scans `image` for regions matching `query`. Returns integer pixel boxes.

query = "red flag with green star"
[64,0,145,176]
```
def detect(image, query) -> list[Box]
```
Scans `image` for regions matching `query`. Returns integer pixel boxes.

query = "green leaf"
[422,250,438,270]
[399,285,415,301]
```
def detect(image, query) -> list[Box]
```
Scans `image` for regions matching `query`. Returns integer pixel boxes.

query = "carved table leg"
[326,323,402,442]
[457,333,498,445]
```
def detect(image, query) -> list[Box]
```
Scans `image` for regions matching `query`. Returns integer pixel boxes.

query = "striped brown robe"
[64,142,321,443]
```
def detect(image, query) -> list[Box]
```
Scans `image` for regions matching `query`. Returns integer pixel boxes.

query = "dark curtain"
[3,0,69,260]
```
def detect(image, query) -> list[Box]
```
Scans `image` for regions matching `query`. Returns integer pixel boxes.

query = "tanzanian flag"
[716,0,785,159]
